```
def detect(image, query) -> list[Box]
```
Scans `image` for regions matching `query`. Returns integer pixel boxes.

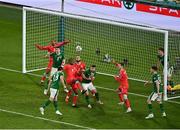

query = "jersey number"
[53,74,59,82]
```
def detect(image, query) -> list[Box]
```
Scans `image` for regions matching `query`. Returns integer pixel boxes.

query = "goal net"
[23,7,172,100]
[167,31,180,100]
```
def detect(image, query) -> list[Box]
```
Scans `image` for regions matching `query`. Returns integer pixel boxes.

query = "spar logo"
[77,0,122,8]
[136,4,180,17]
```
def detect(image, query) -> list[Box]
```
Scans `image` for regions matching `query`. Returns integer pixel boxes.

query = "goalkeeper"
[35,40,70,84]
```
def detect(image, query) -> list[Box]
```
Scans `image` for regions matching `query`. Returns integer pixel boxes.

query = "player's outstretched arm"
[35,44,49,50]
[114,75,119,81]
[144,81,152,86]
[54,39,70,48]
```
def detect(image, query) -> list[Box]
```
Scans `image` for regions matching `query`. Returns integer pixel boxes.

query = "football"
[76,45,82,52]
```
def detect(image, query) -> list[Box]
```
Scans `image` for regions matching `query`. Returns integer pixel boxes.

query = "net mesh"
[26,11,59,71]
[168,31,180,98]
[25,9,167,83]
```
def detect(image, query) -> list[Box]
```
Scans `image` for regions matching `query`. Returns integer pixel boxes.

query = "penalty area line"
[0,108,93,129]
[0,67,180,105]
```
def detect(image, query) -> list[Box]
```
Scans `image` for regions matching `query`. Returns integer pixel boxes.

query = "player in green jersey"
[144,66,166,119]
[40,67,67,115]
[157,47,174,95]
[157,47,174,77]
[44,47,65,95]
[82,65,103,109]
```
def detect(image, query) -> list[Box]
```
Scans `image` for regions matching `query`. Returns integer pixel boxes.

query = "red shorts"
[76,76,83,82]
[72,82,82,92]
[66,78,76,85]
[118,86,128,94]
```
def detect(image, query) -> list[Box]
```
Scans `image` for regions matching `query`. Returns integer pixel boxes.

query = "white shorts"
[50,67,58,76]
[50,88,59,101]
[148,92,162,102]
[82,82,96,94]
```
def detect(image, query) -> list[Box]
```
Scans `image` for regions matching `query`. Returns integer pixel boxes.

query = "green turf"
[0,5,180,129]
[0,5,22,71]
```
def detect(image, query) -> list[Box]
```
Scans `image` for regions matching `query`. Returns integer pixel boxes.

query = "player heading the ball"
[35,39,70,84]
[44,47,65,95]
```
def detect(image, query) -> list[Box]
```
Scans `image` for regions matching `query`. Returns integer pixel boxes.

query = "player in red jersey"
[63,58,83,107]
[74,56,86,82]
[112,60,132,113]
[35,40,70,84]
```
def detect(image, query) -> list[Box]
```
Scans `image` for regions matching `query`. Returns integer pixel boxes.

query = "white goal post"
[22,7,169,100]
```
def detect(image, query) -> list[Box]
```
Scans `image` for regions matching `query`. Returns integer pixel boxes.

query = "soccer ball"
[76,45,82,52]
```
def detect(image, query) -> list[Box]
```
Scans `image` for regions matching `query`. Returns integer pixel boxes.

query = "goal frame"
[22,7,169,100]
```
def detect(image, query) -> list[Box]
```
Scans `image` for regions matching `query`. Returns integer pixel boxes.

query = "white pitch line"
[0,66,180,105]
[95,85,180,105]
[95,86,148,98]
[0,108,93,129]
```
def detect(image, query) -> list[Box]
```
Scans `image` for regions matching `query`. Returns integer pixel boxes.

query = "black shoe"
[81,90,87,95]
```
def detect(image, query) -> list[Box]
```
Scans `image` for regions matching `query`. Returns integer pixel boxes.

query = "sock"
[53,101,58,111]
[160,103,164,113]
[148,104,153,113]
[125,99,131,108]
[118,94,124,102]
[95,93,100,101]
[85,95,90,105]
[41,69,50,82]
[73,95,78,105]
[41,75,46,82]
[42,100,51,108]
